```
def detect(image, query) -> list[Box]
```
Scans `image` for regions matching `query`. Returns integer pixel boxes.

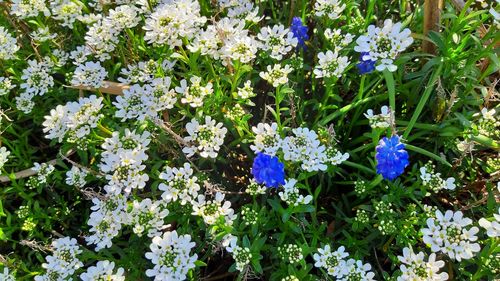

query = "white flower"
[227,0,262,23]
[478,207,500,238]
[35,237,83,280]
[220,34,260,64]
[107,5,140,30]
[100,129,151,194]
[145,230,198,281]
[70,45,91,65]
[114,84,155,121]
[183,117,227,158]
[279,179,313,206]
[176,76,213,108]
[65,166,88,188]
[282,127,329,172]
[71,61,107,89]
[419,162,457,194]
[20,60,54,96]
[10,0,50,19]
[15,92,36,114]
[158,163,200,205]
[245,179,267,195]
[313,245,349,277]
[31,27,57,42]
[191,192,236,225]
[0,76,15,95]
[259,64,293,87]
[0,268,15,281]
[324,28,354,52]
[355,19,413,72]
[421,210,481,261]
[258,24,297,60]
[314,0,346,20]
[339,258,375,281]
[397,247,448,281]
[314,50,350,78]
[0,146,10,170]
[84,19,120,61]
[80,260,125,281]
[143,0,206,46]
[0,27,19,60]
[50,0,83,28]
[251,122,281,156]
[86,194,128,251]
[128,199,169,238]
[236,80,256,99]
[364,105,392,129]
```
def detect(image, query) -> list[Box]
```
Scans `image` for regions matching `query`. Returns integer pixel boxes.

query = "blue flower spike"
[375,135,409,180]
[290,17,309,50]
[252,153,286,188]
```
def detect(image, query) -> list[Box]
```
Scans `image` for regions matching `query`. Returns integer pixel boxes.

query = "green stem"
[405,144,452,167]
[383,70,396,116]
[403,64,443,139]
[97,123,113,136]
[343,160,376,175]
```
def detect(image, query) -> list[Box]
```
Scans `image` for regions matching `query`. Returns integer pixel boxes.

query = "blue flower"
[375,135,409,180]
[356,52,376,74]
[290,17,309,50]
[252,153,286,188]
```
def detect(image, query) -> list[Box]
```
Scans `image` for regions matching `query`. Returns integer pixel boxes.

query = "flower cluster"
[314,50,350,78]
[27,162,55,189]
[252,153,286,188]
[71,61,107,89]
[65,166,88,188]
[419,161,457,193]
[313,245,375,280]
[99,129,151,194]
[34,237,83,281]
[224,236,252,271]
[177,76,213,108]
[278,244,303,263]
[183,116,228,158]
[397,247,448,281]
[192,192,236,226]
[251,124,349,172]
[80,260,125,281]
[158,163,201,205]
[145,230,198,281]
[114,77,178,121]
[128,199,169,238]
[421,210,481,261]
[143,0,206,47]
[355,19,414,72]
[42,95,104,143]
[86,194,128,251]
[259,64,294,87]
[376,135,409,180]
[258,24,297,60]
[278,179,313,206]
[0,27,19,60]
[365,106,392,129]
[314,0,346,20]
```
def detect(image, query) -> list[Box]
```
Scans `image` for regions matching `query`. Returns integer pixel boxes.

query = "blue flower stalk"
[356,52,376,74]
[252,153,286,188]
[290,17,309,50]
[375,135,409,180]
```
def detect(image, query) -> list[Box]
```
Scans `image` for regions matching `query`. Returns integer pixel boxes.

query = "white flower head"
[183,116,227,158]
